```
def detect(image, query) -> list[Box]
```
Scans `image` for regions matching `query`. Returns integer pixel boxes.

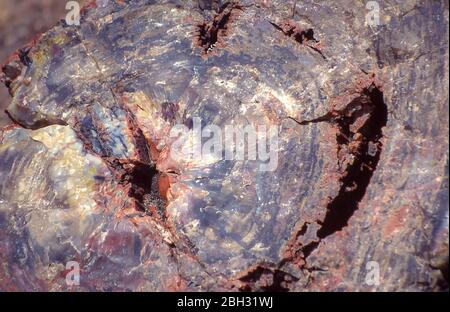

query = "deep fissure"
[238,265,299,292]
[107,158,166,218]
[196,2,239,54]
[298,84,388,260]
[269,21,326,59]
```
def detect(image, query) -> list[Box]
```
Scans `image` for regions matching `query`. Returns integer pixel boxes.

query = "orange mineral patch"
[383,205,409,238]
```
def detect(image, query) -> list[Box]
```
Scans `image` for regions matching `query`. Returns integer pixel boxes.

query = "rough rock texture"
[0,0,76,128]
[0,0,448,291]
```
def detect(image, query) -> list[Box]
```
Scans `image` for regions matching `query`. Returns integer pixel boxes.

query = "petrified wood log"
[0,0,448,291]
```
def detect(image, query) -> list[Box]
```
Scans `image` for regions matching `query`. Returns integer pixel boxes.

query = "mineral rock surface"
[0,0,448,291]
[0,0,73,128]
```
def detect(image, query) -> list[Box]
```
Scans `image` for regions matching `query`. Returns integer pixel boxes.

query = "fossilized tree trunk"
[0,0,448,291]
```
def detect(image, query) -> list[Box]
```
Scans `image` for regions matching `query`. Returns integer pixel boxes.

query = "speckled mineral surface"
[0,0,448,291]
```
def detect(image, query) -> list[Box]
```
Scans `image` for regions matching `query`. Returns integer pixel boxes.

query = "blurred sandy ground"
[0,0,83,127]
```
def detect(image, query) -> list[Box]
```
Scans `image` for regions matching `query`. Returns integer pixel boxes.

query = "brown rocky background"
[0,0,85,126]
